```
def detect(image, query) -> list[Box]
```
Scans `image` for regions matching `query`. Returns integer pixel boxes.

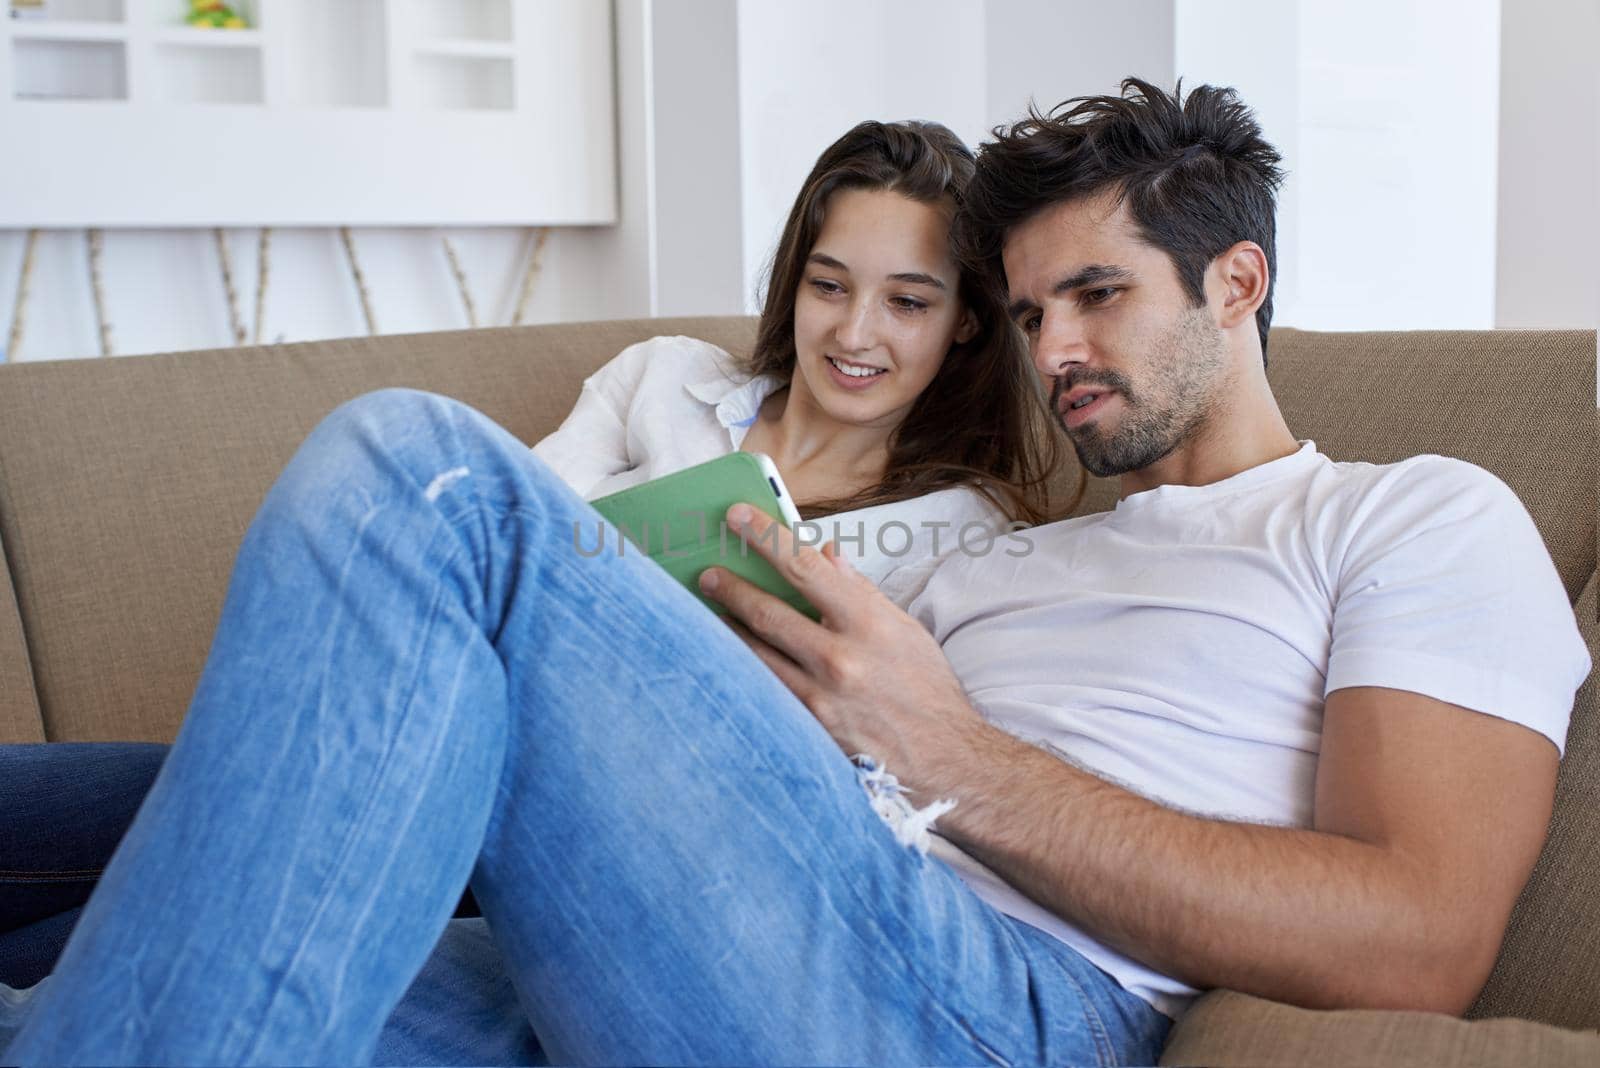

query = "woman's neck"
[739,387,892,504]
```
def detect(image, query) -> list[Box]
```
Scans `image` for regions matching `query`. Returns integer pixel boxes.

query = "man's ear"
[954,306,980,345]
[1209,241,1269,331]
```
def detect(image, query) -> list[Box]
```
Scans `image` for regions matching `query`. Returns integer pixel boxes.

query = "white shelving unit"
[0,0,616,226]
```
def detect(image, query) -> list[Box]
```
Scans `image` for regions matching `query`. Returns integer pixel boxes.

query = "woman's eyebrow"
[887,271,947,290]
[807,252,850,272]
[807,253,948,291]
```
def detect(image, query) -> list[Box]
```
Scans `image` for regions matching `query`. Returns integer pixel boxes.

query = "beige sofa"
[0,317,1594,1066]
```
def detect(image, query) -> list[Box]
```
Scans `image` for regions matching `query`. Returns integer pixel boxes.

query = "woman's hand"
[697,503,990,791]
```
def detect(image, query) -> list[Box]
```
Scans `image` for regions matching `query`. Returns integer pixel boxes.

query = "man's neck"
[1117,398,1299,499]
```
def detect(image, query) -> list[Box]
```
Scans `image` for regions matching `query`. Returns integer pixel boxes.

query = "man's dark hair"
[956,77,1286,361]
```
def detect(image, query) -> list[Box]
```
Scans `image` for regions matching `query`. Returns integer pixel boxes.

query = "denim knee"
[314,388,565,502]
[273,389,472,504]
[317,387,459,467]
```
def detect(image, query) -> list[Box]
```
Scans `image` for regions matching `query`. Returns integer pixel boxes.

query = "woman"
[0,120,1075,1064]
[533,118,1063,600]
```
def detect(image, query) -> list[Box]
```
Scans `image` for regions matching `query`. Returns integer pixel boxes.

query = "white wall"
[1292,0,1501,330]
[2,0,1589,366]
[1179,0,1501,331]
[734,0,1182,315]
[559,0,748,323]
[986,0,1175,131]
[1174,1,1300,324]
[1495,0,1597,328]
[0,224,573,362]
[735,0,987,313]
[650,0,744,316]
[738,0,1515,333]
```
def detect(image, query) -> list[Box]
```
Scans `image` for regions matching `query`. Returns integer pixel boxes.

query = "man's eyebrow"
[807,253,947,291]
[1007,264,1134,320]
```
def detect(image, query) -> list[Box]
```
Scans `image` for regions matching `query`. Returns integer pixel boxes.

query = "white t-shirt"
[907,441,1591,1019]
[531,335,1012,604]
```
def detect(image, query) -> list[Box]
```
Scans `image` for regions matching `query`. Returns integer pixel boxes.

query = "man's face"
[1001,192,1232,482]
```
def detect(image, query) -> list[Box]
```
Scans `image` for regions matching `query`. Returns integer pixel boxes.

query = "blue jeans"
[0,743,168,989]
[0,743,490,989]
[3,388,1169,1066]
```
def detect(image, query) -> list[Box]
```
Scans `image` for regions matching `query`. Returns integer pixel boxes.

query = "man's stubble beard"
[1055,308,1230,479]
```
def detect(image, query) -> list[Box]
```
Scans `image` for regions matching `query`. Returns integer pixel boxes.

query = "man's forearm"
[925,719,1482,1013]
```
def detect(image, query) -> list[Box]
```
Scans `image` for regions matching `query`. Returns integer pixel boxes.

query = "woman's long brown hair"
[742,120,1078,526]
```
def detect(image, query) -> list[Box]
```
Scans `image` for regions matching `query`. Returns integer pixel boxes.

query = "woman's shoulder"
[579,335,750,413]
[608,335,745,380]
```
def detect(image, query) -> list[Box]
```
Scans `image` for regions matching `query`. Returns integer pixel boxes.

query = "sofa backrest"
[0,318,1593,1027]
[0,527,43,742]
[0,317,757,742]
[0,321,1590,729]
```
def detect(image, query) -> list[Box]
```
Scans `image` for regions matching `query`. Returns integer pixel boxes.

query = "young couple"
[1,79,1588,1066]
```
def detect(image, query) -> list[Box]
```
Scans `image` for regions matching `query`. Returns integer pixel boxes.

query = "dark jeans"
[0,743,168,988]
[0,741,484,990]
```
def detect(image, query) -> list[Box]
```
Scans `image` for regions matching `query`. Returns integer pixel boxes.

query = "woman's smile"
[825,355,890,390]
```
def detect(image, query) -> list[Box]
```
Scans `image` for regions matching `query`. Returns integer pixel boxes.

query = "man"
[6,81,1587,1067]
[703,77,1590,1027]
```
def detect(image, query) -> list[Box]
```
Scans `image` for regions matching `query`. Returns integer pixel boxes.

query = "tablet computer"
[589,452,819,620]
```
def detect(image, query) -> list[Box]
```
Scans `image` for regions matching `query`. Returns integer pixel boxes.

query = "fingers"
[820,539,853,570]
[722,504,863,620]
[720,614,816,703]
[699,563,828,672]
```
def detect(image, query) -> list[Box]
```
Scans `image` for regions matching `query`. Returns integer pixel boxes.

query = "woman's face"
[789,187,976,432]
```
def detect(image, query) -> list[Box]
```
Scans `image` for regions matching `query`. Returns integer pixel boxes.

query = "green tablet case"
[589,453,820,621]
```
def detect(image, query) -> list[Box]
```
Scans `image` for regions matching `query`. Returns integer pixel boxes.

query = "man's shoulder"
[1310,453,1546,592]
[1323,451,1502,489]
[1314,452,1519,522]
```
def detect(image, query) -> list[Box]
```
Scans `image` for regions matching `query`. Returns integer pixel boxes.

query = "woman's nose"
[834,300,879,354]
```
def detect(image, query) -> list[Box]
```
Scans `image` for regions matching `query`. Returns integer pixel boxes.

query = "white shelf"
[11,36,126,100]
[8,0,124,21]
[412,52,510,110]
[9,21,125,42]
[0,0,618,225]
[407,0,511,43]
[149,27,263,49]
[413,38,513,60]
[149,38,262,103]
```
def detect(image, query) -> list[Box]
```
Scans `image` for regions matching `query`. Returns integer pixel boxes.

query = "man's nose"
[835,299,879,353]
[1031,312,1088,378]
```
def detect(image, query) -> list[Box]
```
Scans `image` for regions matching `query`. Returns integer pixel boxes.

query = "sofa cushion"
[1159,988,1600,1068]
[0,317,756,742]
[1066,329,1597,602]
[0,528,43,743]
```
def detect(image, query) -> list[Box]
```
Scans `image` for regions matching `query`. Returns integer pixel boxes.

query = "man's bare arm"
[920,686,1557,1013]
[699,505,1560,1014]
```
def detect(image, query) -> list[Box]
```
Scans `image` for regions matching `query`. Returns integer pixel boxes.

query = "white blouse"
[530,335,1011,607]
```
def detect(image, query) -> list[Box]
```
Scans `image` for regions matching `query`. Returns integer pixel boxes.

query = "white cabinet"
[0,0,616,227]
